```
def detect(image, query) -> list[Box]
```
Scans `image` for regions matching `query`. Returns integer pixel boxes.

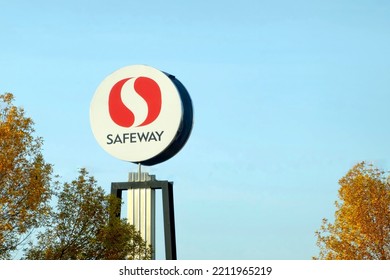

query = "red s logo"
[108,77,162,127]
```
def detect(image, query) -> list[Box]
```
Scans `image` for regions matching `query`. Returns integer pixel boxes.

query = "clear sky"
[1,0,390,259]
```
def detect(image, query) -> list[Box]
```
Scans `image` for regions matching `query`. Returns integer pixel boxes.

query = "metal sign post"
[111,175,177,260]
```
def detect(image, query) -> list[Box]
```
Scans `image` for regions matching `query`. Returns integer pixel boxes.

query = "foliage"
[24,168,152,260]
[315,162,390,259]
[0,93,53,259]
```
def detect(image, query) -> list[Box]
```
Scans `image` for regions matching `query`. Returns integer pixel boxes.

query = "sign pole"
[162,181,176,260]
[111,177,177,260]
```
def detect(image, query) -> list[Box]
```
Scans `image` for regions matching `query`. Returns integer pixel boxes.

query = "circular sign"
[90,65,193,166]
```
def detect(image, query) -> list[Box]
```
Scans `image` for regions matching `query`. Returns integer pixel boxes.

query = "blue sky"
[1,0,390,259]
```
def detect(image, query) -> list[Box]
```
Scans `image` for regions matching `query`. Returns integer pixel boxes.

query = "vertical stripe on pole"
[127,172,156,259]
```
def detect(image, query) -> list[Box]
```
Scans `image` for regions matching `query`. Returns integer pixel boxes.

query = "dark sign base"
[111,179,177,260]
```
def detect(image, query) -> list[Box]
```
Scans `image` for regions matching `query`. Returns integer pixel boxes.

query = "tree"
[315,162,390,259]
[0,93,53,259]
[24,168,152,260]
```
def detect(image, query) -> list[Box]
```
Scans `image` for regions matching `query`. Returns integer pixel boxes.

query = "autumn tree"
[315,162,390,259]
[24,168,152,260]
[0,93,53,259]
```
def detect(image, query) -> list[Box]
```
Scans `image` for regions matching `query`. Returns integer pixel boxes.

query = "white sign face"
[90,65,183,163]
